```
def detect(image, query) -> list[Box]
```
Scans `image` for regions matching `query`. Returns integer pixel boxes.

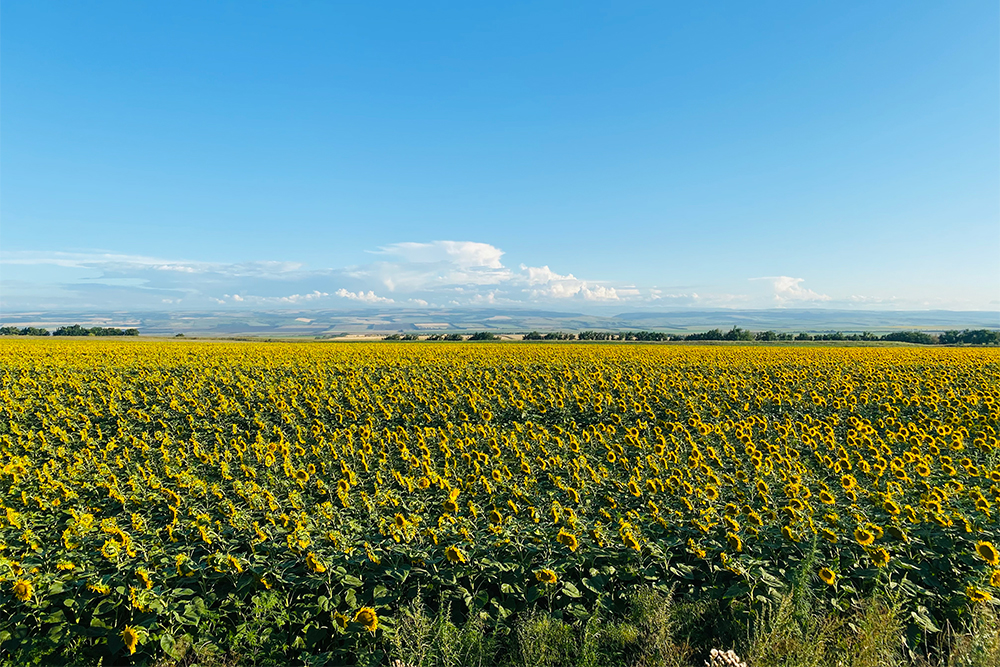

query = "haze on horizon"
[2,2,998,315]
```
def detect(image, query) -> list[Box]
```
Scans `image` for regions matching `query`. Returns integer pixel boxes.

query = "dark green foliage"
[51,325,139,336]
[0,326,50,336]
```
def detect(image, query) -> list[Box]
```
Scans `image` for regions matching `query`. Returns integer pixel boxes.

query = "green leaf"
[561,582,582,598]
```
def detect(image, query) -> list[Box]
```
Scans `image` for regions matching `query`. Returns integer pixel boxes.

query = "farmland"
[1,340,999,665]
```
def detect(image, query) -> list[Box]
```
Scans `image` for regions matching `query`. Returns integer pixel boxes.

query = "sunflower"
[727,533,743,553]
[121,625,139,655]
[818,567,836,586]
[535,569,558,584]
[12,579,33,602]
[819,490,836,505]
[393,513,408,529]
[489,509,503,524]
[443,499,459,513]
[136,569,153,589]
[445,545,466,563]
[623,532,641,551]
[975,541,1000,566]
[354,607,379,633]
[990,570,1000,588]
[966,586,992,603]
[306,552,326,573]
[820,528,837,543]
[854,527,875,546]
[781,526,797,542]
[871,548,890,567]
[556,528,579,552]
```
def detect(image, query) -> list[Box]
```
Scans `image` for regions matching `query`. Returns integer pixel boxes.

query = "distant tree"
[578,330,614,341]
[124,329,140,336]
[382,334,403,341]
[882,331,936,345]
[523,331,544,340]
[53,325,91,336]
[685,329,725,341]
[0,326,21,336]
[795,333,813,341]
[468,331,498,341]
[21,327,50,336]
[444,333,464,341]
[544,332,575,340]
[939,329,1000,345]
[723,327,753,342]
[755,330,779,341]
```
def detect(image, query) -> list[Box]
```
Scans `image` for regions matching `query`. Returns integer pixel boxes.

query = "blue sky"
[2,1,998,312]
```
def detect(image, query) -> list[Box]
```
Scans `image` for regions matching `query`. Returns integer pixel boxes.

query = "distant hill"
[1,308,997,338]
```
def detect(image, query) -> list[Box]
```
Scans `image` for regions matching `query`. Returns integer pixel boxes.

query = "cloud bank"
[0,242,955,312]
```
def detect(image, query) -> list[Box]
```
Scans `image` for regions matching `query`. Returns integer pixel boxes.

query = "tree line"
[0,325,140,337]
[381,327,999,345]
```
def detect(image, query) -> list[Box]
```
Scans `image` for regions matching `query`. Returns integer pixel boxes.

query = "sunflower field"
[1,340,999,665]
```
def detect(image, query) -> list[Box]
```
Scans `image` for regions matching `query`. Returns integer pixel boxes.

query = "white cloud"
[519,264,619,301]
[335,288,395,304]
[212,291,329,305]
[752,276,831,303]
[0,251,302,277]
[374,241,505,269]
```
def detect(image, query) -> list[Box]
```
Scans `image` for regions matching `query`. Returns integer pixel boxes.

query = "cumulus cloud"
[335,288,395,304]
[520,265,619,301]
[752,276,830,303]
[374,241,505,269]
[212,291,330,305]
[351,241,513,292]
[4,245,897,312]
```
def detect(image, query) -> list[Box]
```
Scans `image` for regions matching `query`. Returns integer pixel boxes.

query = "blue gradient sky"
[2,2,998,312]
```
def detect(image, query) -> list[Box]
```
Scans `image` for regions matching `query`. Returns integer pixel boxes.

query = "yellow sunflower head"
[306,552,327,573]
[966,586,992,603]
[818,567,836,586]
[12,579,33,602]
[975,541,1000,566]
[871,548,890,568]
[535,569,558,585]
[121,625,139,655]
[445,545,466,564]
[854,527,875,546]
[353,607,379,633]
[556,528,579,552]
